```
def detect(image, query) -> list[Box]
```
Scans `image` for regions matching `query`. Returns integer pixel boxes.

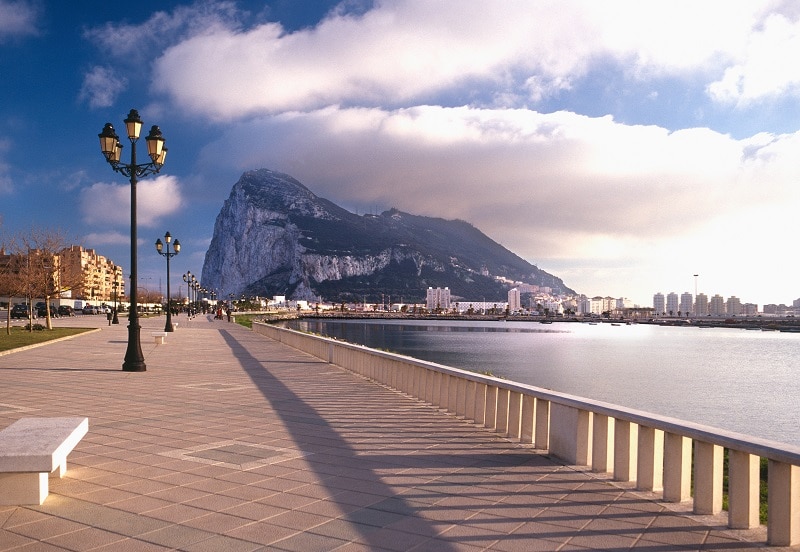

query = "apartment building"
[653,292,665,315]
[508,288,521,312]
[426,286,451,311]
[57,246,124,301]
[694,293,708,316]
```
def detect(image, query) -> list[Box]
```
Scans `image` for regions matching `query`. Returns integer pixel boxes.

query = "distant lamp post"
[183,271,193,317]
[98,109,167,372]
[111,266,120,324]
[155,232,180,332]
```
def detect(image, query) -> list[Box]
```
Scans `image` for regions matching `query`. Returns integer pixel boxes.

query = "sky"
[1,0,800,307]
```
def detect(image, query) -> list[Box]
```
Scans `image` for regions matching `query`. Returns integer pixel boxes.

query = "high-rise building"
[694,293,708,316]
[426,287,450,311]
[508,288,521,312]
[679,292,693,316]
[653,292,665,315]
[666,292,679,316]
[709,294,726,316]
[726,296,742,316]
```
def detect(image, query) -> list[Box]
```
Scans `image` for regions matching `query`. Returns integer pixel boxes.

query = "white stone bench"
[152,332,167,344]
[0,417,88,505]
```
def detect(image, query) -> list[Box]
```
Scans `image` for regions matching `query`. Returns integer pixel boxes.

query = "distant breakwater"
[254,310,800,332]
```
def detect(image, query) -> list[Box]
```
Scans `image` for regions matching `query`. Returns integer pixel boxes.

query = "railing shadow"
[218,328,467,549]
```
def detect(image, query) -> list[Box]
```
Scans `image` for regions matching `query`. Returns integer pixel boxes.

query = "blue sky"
[2,0,800,307]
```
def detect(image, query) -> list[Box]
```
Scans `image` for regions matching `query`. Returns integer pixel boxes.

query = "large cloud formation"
[89,0,800,303]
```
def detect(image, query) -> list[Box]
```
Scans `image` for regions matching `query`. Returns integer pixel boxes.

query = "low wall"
[253,322,800,546]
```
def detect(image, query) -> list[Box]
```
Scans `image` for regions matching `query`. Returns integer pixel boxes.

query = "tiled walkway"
[0,314,789,551]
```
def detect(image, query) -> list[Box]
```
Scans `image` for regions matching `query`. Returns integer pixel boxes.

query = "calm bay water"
[287,318,800,447]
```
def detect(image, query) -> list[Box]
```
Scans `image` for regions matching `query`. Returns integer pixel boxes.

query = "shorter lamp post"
[155,232,180,332]
[183,271,193,317]
[111,271,120,325]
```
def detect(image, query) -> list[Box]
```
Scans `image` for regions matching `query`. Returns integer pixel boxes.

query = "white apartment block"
[709,294,726,316]
[666,292,679,316]
[508,288,521,312]
[694,293,708,316]
[726,296,742,316]
[679,292,693,316]
[426,287,451,311]
[653,292,665,315]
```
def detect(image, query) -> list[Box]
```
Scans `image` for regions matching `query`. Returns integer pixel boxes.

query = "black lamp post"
[98,109,167,372]
[111,266,120,324]
[155,232,180,332]
[183,271,193,317]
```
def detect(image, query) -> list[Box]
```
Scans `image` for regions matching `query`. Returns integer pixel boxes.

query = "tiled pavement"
[0,314,791,551]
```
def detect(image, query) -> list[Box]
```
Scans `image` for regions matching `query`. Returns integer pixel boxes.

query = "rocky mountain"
[201,169,575,303]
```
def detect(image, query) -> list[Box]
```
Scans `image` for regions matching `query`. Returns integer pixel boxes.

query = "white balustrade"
[253,322,800,546]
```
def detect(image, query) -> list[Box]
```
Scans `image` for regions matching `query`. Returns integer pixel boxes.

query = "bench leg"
[0,472,48,505]
[54,459,67,478]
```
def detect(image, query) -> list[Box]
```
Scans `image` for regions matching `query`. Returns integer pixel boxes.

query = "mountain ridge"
[201,169,575,302]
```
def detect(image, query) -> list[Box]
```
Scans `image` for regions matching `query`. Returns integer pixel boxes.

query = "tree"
[3,228,81,331]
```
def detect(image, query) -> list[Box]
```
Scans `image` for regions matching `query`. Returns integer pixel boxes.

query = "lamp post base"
[122,322,146,372]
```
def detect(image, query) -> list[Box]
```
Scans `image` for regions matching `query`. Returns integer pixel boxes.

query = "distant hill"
[201,169,575,302]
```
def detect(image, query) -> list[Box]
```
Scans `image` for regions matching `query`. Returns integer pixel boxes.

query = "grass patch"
[0,326,93,352]
[233,314,255,329]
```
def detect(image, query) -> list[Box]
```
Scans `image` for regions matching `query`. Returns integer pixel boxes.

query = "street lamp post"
[183,271,193,317]
[155,232,180,332]
[111,266,120,325]
[98,109,167,372]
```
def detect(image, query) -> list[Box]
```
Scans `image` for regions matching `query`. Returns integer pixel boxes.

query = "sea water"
[286,318,800,447]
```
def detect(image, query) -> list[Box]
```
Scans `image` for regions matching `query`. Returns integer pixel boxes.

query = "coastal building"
[58,246,124,302]
[726,296,742,316]
[679,292,693,316]
[426,286,451,311]
[694,293,708,316]
[507,288,521,312]
[709,294,726,316]
[653,292,665,315]
[0,245,123,304]
[666,292,679,316]
[742,303,758,316]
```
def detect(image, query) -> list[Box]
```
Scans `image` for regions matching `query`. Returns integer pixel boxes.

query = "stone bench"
[152,332,167,344]
[0,417,88,505]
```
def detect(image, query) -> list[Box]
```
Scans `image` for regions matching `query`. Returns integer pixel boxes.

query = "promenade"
[0,314,789,551]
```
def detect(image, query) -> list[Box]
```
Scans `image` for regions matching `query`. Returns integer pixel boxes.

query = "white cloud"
[0,0,38,41]
[707,12,800,105]
[79,66,128,109]
[80,175,184,228]
[149,0,798,120]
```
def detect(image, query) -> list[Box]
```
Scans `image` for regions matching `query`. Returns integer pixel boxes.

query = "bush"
[24,323,46,331]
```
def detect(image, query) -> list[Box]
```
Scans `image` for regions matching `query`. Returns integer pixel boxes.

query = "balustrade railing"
[253,322,800,546]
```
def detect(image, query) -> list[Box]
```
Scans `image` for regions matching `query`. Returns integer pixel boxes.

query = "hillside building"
[508,288,521,312]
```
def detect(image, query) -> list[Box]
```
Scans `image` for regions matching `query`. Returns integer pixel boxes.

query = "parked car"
[82,305,99,315]
[36,304,56,318]
[10,304,31,319]
[58,305,74,317]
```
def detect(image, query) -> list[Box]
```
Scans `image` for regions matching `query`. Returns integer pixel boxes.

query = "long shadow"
[218,328,464,550]
[216,329,759,551]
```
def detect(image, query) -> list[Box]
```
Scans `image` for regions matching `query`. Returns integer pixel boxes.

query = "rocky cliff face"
[201,169,574,301]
